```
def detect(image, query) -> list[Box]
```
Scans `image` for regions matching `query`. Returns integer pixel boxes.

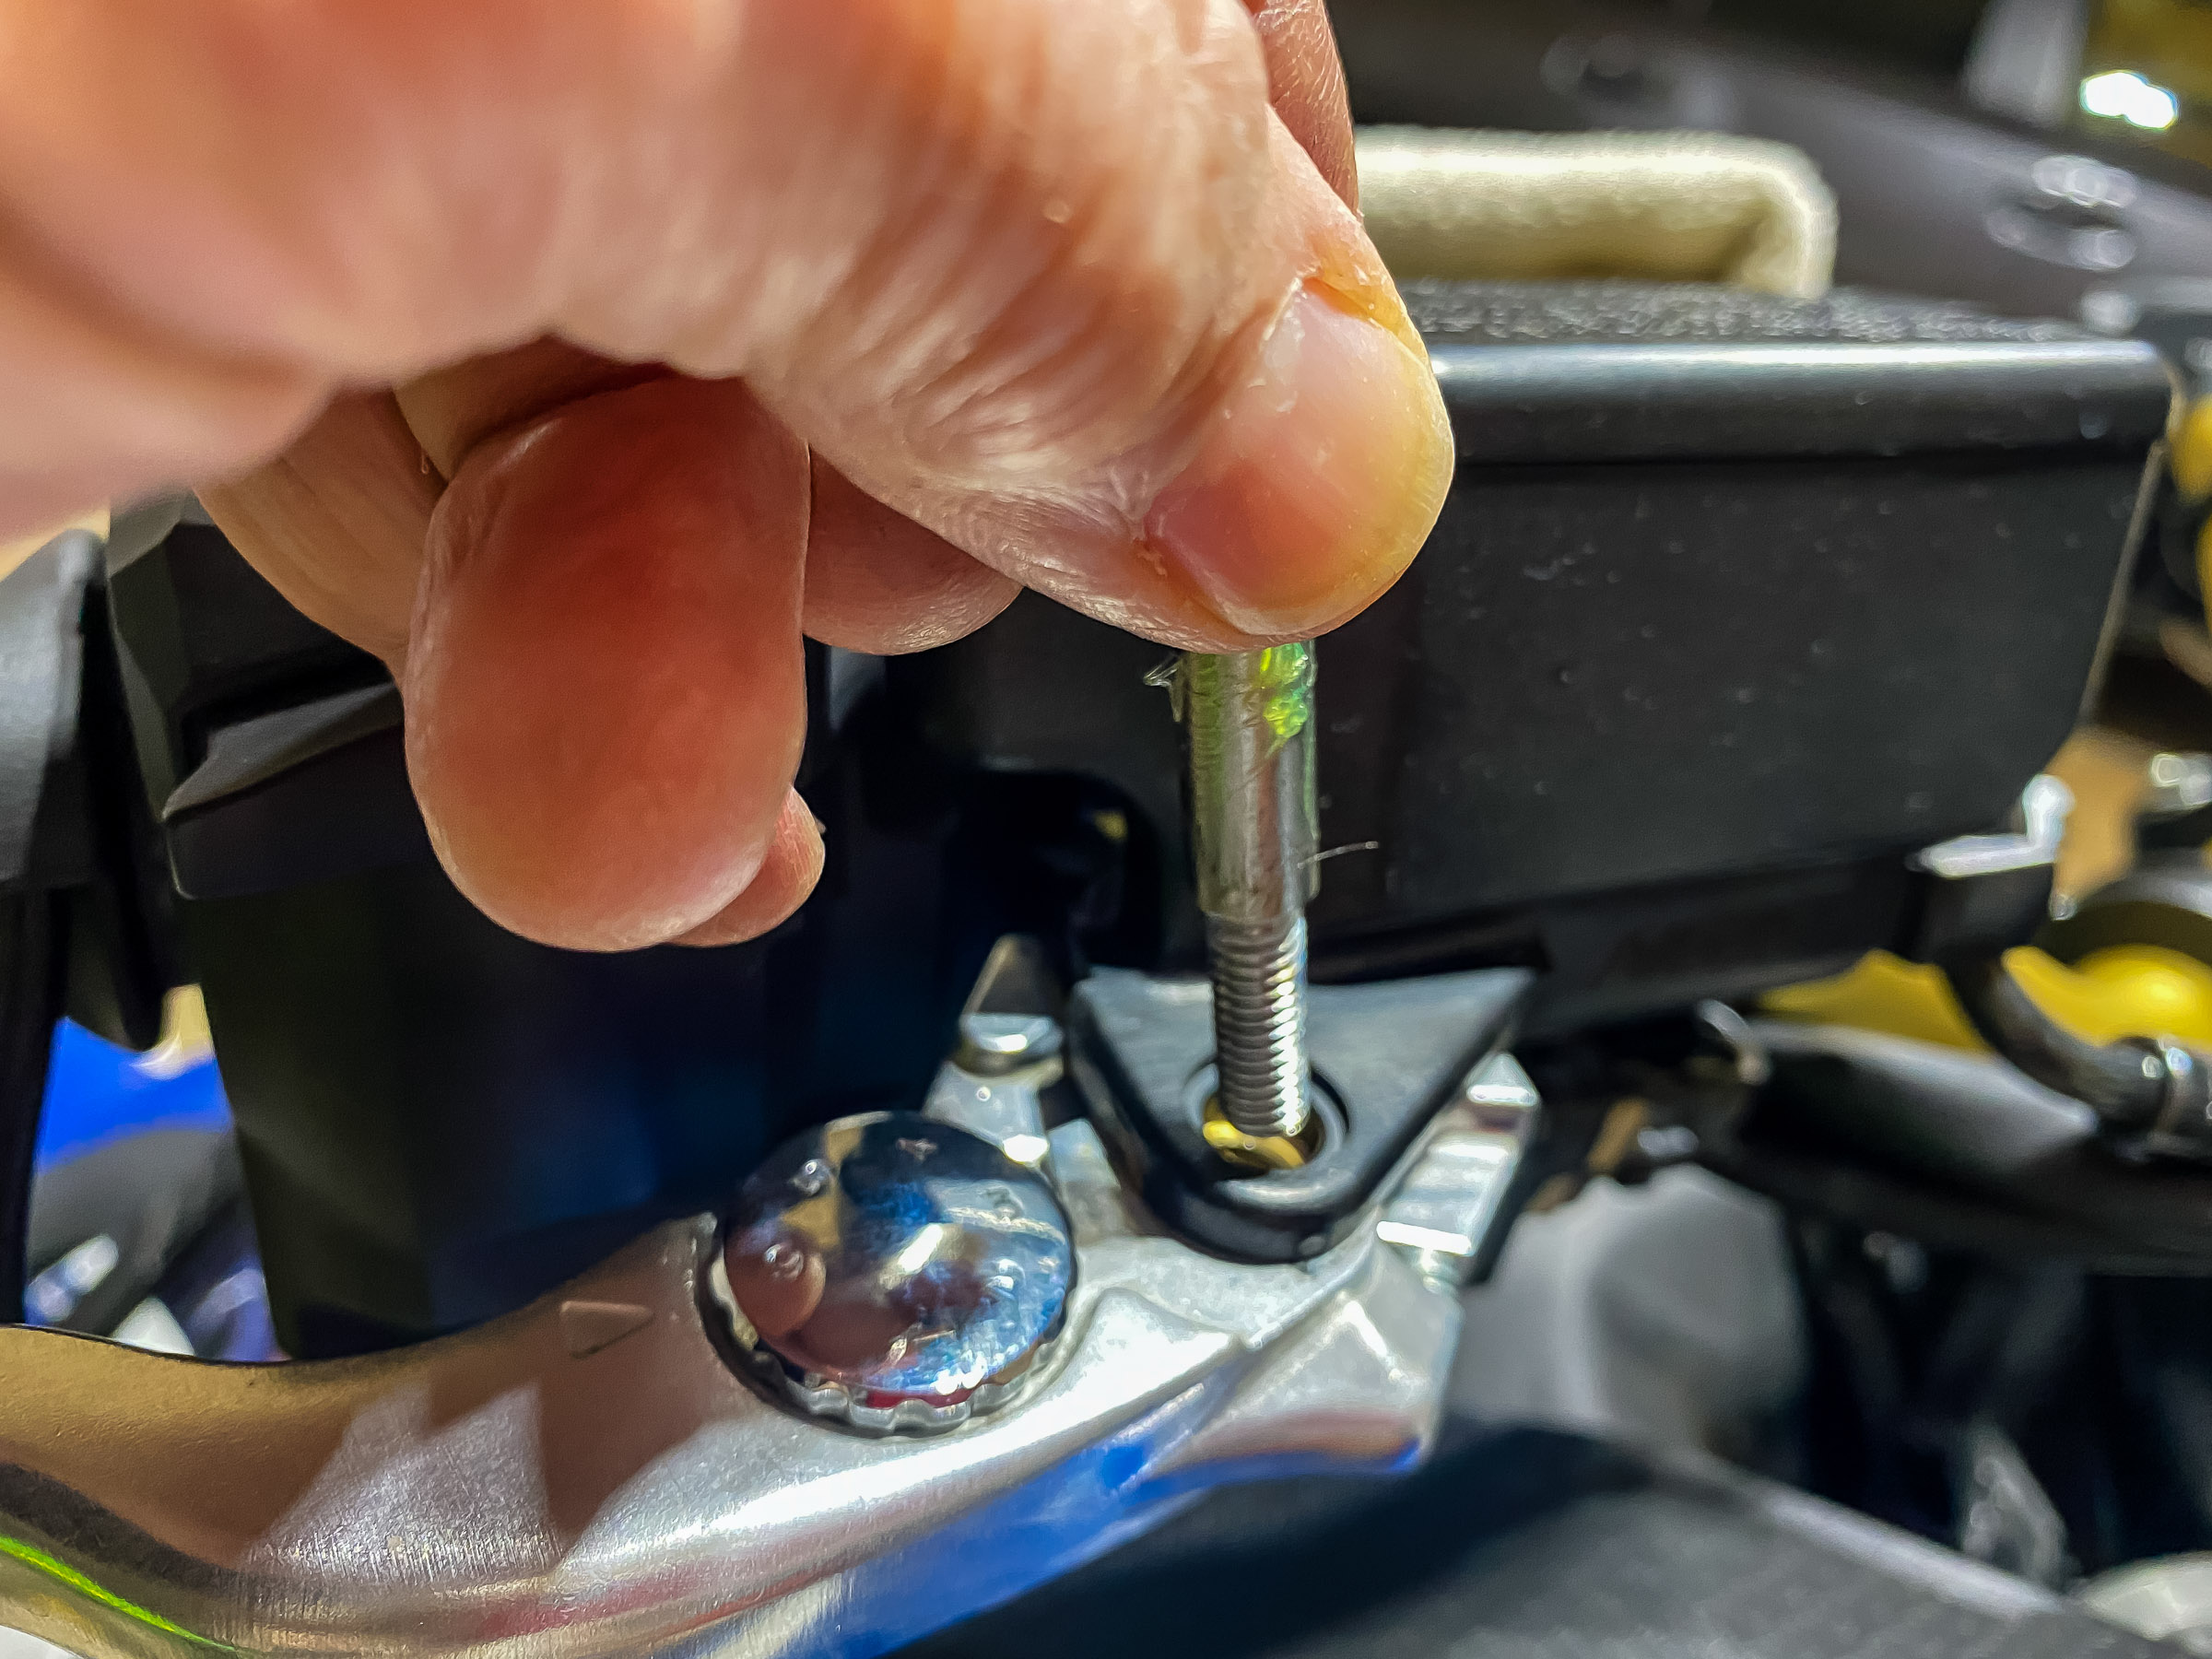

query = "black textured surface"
[104,500,387,818]
[1337,454,2142,923]
[895,1427,2180,1659]
[1403,281,2088,347]
[913,283,2159,1028]
[1070,967,1530,1261]
[1428,333,2170,465]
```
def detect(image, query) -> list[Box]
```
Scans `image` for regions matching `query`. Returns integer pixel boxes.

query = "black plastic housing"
[85,282,2171,1350]
[908,284,2172,1030]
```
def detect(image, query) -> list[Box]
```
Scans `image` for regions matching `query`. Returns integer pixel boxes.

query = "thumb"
[670,0,1447,644]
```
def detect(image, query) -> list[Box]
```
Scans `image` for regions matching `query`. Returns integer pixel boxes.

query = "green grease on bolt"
[0,1535,240,1653]
[1249,642,1314,756]
[1156,643,1314,757]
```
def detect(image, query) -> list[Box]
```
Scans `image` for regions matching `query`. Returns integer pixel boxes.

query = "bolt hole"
[1184,1065,1345,1174]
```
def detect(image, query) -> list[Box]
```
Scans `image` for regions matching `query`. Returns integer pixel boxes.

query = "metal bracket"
[0,934,1544,1657]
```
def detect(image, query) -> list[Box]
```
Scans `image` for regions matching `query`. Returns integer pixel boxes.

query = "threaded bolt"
[1174,646,1319,1143]
[1206,913,1311,1138]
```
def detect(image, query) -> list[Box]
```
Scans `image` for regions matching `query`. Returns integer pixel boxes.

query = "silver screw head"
[720,1111,1074,1424]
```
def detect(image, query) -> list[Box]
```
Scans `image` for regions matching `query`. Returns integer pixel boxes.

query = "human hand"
[0,0,1452,949]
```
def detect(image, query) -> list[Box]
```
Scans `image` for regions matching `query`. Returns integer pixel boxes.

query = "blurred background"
[1334,0,2212,323]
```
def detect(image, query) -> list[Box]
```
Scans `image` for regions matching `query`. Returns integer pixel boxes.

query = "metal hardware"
[1912,772,2073,965]
[2145,752,2212,819]
[2146,1039,2212,1159]
[1173,646,1320,1143]
[0,1109,1479,1659]
[929,935,1061,1167]
[924,1060,1054,1171]
[1911,773,2072,881]
[0,935,1543,1658]
[2080,1552,2212,1652]
[1072,965,1532,1264]
[1378,1053,1542,1288]
[952,935,1065,1080]
[714,1112,1074,1435]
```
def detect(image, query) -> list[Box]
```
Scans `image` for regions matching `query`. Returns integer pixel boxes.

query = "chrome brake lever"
[0,1098,1483,1659]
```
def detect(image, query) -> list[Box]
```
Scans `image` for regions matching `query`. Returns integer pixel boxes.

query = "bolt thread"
[1208,913,1311,1139]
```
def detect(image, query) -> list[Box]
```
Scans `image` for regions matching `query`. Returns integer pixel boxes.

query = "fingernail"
[1144,283,1453,637]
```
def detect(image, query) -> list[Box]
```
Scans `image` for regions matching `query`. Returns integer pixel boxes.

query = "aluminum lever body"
[0,1116,1463,1659]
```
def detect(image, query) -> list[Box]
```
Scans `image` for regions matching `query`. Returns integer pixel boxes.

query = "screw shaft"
[1207,913,1311,1137]
[1177,646,1319,1142]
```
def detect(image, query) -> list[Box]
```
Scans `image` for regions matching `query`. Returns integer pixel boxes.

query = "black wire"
[1943,955,2170,1129]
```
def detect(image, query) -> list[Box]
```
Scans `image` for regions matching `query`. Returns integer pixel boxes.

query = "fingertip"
[1141,281,1450,640]
[406,376,809,951]
[804,459,1020,653]
[675,792,826,947]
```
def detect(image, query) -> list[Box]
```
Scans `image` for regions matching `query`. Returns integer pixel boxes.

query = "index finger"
[1249,0,1357,208]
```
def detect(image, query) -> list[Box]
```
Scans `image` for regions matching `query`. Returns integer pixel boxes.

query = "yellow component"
[2182,398,2212,504]
[1763,945,2212,1053]
[2200,511,2212,614]
[1200,1092,1317,1171]
[2018,944,2212,1049]
[1764,952,1982,1049]
[132,984,215,1081]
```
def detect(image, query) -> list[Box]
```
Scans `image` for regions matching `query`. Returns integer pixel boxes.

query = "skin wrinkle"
[803,112,1356,641]
[752,0,1272,488]
[778,21,999,412]
[1244,0,1354,205]
[0,0,1311,507]
[920,31,1265,468]
[2,0,1446,952]
[198,391,437,661]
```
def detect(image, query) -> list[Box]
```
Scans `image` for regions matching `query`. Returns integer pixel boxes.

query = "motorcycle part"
[0,533,178,1324]
[714,1111,1073,1434]
[1355,125,1837,297]
[2044,848,2212,965]
[1911,772,2072,964]
[914,282,2171,1030]
[1071,965,1530,1262]
[924,935,1061,1169]
[81,281,2169,1348]
[1374,1052,1542,1288]
[1942,952,2212,1157]
[1174,645,1320,1144]
[0,1101,1480,1659]
[2082,1554,2212,1651]
[1713,1019,2212,1270]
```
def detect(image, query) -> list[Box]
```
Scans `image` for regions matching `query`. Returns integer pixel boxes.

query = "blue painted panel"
[33,1020,229,1171]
